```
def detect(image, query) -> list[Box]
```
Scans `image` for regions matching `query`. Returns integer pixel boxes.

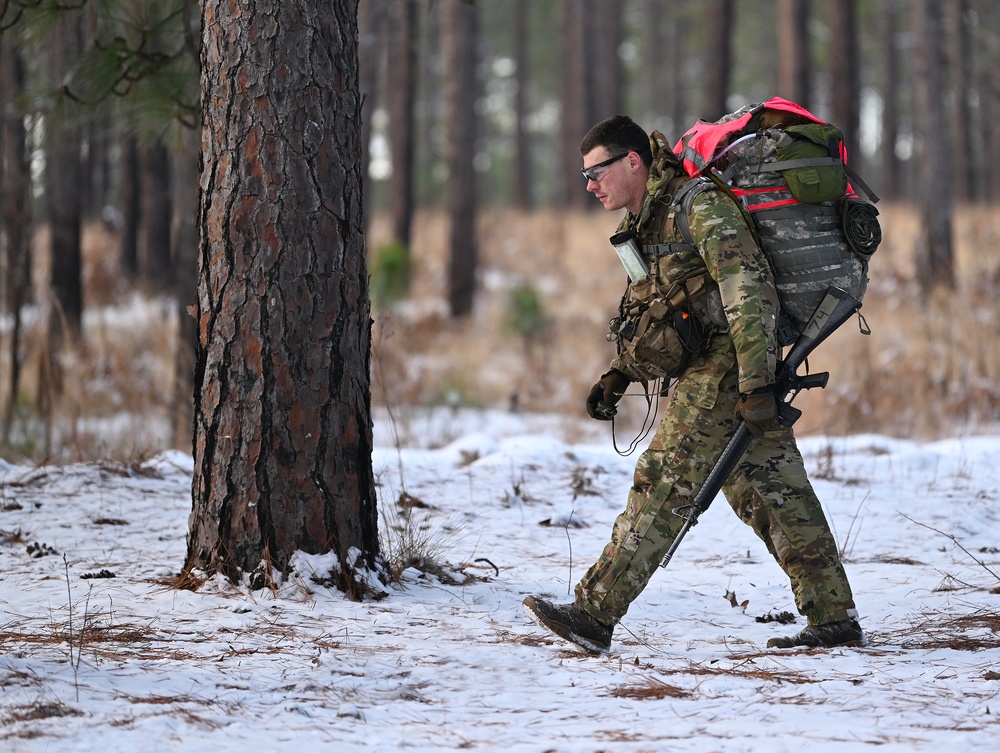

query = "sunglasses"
[581,152,629,182]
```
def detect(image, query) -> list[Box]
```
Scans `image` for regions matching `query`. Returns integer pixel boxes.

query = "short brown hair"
[580,115,652,167]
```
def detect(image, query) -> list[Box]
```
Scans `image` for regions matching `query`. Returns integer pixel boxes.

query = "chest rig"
[607,165,726,382]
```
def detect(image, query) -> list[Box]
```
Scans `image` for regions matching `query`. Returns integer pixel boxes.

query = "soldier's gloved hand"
[586,369,631,421]
[735,389,780,439]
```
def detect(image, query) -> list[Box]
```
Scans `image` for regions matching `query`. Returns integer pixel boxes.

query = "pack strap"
[671,177,716,247]
[643,242,697,257]
[746,156,880,204]
[844,164,880,204]
[673,173,764,254]
[746,156,843,173]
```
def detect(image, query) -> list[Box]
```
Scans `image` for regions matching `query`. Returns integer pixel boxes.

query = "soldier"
[523,115,865,654]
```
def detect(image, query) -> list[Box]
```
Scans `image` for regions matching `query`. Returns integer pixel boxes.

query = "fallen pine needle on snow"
[0,414,999,752]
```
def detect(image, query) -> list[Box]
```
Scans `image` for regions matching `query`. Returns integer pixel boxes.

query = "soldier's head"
[580,115,652,215]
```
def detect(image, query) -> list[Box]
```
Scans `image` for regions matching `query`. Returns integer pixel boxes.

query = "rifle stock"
[659,287,862,569]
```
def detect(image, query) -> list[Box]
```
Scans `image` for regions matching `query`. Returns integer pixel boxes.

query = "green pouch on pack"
[778,123,848,204]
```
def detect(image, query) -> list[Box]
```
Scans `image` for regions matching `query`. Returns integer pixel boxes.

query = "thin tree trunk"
[560,2,589,208]
[1,36,32,444]
[443,0,478,317]
[358,0,386,236]
[186,0,381,595]
[878,0,900,201]
[703,0,733,120]
[947,0,972,201]
[829,0,860,156]
[588,0,622,122]
[387,0,416,249]
[777,0,810,107]
[913,0,954,290]
[171,128,199,451]
[46,11,84,343]
[120,135,141,280]
[140,138,174,291]
[512,0,533,210]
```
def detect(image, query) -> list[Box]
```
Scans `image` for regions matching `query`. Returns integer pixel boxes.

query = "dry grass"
[2,203,999,462]
[894,613,1000,651]
[369,202,1000,441]
[608,678,692,699]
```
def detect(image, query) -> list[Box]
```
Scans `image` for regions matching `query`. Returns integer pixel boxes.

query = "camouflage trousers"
[576,339,858,628]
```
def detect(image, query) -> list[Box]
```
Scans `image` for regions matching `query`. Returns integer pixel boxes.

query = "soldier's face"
[582,146,646,215]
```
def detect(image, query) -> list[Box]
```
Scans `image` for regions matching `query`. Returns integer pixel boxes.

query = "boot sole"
[522,597,610,655]
[767,635,868,649]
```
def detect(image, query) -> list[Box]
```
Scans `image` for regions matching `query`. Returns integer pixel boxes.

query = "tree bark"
[120,135,141,280]
[878,0,900,202]
[387,0,416,249]
[171,127,200,451]
[186,0,381,596]
[703,0,733,121]
[829,0,860,156]
[588,0,622,123]
[46,11,84,343]
[1,35,32,445]
[560,2,589,208]
[358,0,387,236]
[777,0,810,107]
[140,137,174,291]
[947,0,972,201]
[512,0,533,210]
[442,0,478,317]
[912,0,954,290]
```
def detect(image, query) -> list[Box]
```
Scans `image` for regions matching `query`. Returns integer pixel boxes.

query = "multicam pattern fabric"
[610,133,780,394]
[579,133,859,631]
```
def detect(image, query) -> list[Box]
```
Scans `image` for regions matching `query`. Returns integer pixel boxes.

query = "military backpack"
[673,97,881,344]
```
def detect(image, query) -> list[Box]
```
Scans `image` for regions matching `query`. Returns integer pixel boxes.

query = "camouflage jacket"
[610,132,779,394]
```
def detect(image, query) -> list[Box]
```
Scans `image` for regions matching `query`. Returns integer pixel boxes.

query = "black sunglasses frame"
[581,152,629,182]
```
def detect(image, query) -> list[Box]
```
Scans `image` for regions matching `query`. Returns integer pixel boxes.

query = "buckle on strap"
[643,242,697,257]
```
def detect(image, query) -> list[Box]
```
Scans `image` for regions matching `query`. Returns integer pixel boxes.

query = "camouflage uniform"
[576,134,859,629]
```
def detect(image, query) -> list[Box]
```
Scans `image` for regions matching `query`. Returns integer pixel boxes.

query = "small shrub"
[504,283,550,340]
[370,241,412,308]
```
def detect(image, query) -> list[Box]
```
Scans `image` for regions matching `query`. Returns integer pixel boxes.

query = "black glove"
[586,369,631,421]
[735,389,781,439]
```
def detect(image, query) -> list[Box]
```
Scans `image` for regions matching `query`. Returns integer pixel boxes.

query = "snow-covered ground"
[0,407,998,752]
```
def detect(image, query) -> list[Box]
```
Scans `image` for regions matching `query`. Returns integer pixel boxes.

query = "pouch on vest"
[612,269,717,382]
[776,124,847,204]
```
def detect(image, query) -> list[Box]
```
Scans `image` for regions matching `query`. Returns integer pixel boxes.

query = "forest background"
[1,0,999,464]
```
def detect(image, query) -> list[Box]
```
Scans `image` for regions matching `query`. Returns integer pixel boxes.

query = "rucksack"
[672,97,881,344]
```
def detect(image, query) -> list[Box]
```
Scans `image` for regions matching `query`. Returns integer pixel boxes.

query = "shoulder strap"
[673,174,762,250]
[672,177,716,246]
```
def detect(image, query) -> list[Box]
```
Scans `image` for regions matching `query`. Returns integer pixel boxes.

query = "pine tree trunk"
[947,0,972,201]
[777,0,810,107]
[703,0,733,121]
[912,0,954,290]
[443,0,478,317]
[46,11,84,343]
[512,0,533,210]
[358,0,387,237]
[140,138,174,291]
[120,135,141,280]
[171,128,200,451]
[186,0,381,596]
[560,3,589,209]
[387,0,416,249]
[878,0,900,202]
[1,36,32,444]
[829,0,860,156]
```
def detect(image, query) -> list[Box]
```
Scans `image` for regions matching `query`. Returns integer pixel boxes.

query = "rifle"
[658,286,863,569]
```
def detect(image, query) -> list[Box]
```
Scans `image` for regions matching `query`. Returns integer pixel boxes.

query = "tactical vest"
[608,153,725,383]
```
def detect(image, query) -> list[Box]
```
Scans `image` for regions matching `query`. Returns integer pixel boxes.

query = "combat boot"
[522,595,613,654]
[767,618,866,649]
